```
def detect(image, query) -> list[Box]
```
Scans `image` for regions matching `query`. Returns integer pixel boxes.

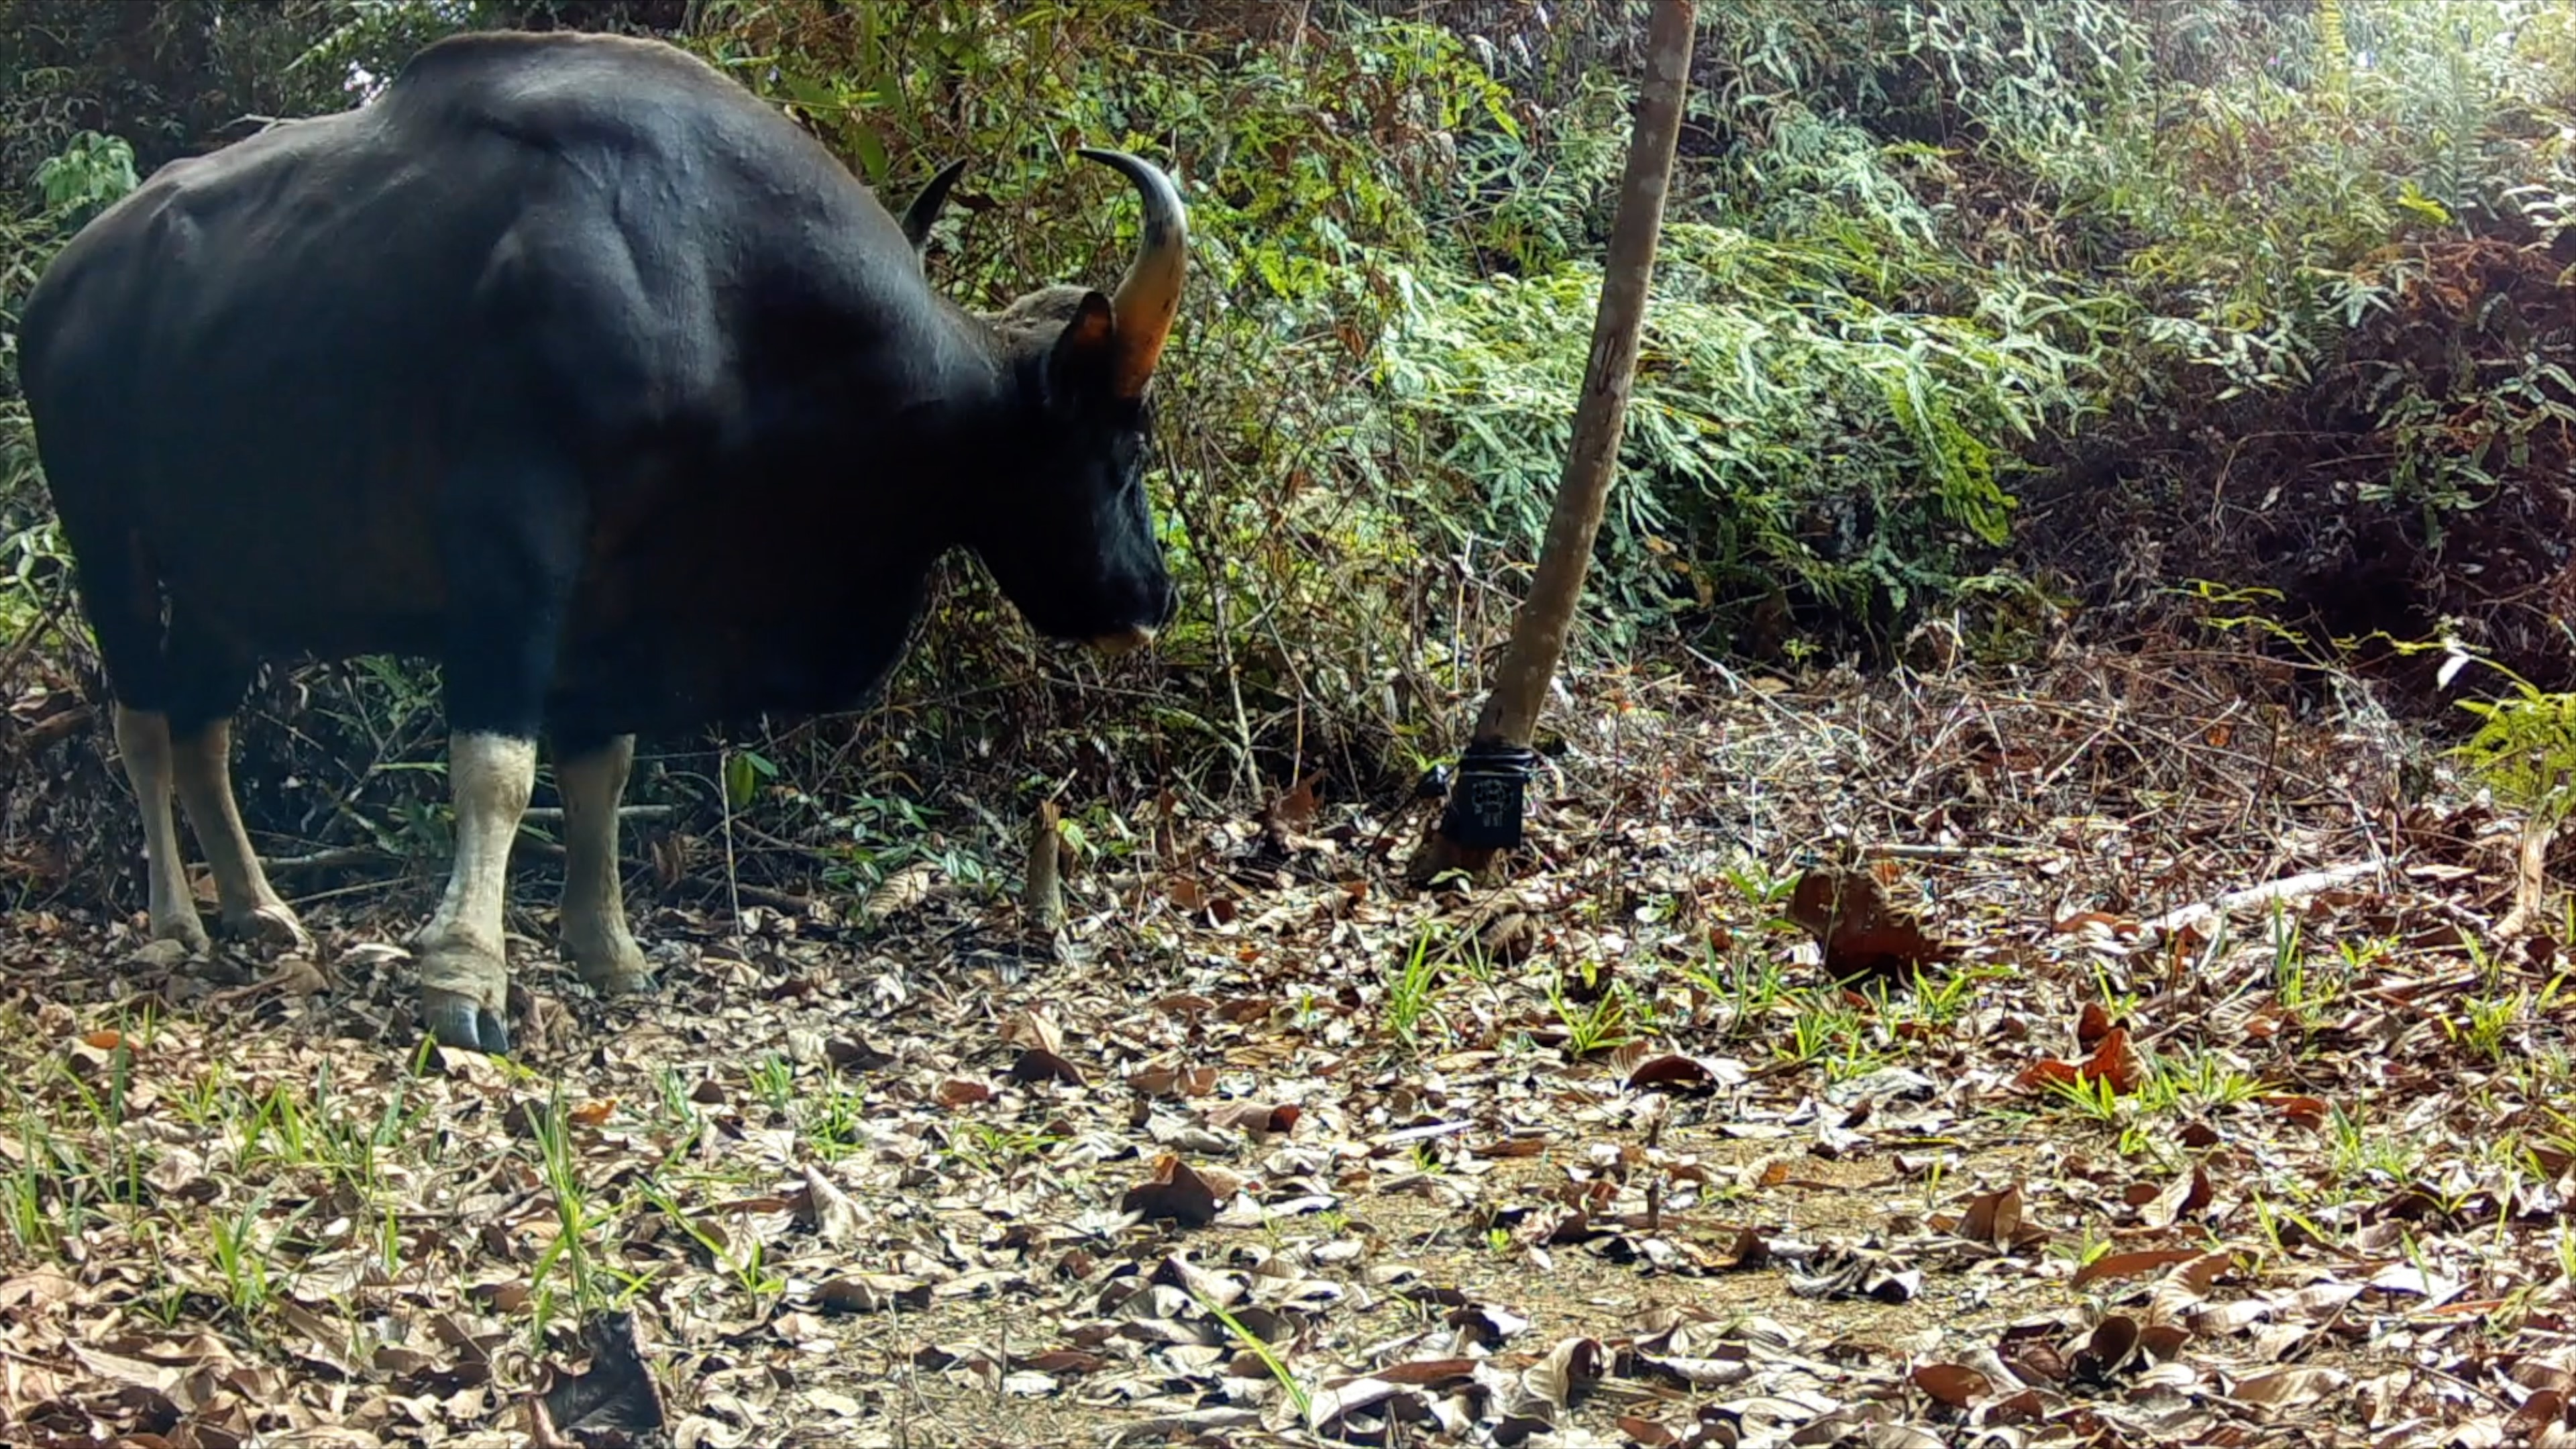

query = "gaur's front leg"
[414,453,585,1055]
[413,732,537,1054]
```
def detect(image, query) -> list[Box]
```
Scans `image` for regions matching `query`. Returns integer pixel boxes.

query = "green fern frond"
[2318,0,2351,91]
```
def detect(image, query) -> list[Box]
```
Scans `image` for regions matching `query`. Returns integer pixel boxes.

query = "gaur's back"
[19,29,902,655]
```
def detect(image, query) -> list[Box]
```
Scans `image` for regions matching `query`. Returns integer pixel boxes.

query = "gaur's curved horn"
[900,159,968,258]
[1076,147,1187,398]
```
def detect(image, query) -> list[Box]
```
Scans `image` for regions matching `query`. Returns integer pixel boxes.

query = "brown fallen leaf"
[816,1275,929,1315]
[2072,1248,2204,1289]
[1518,1336,1604,1415]
[2073,1314,2141,1380]
[859,861,940,920]
[1129,1063,1220,1097]
[2015,1058,2082,1092]
[1627,1053,1718,1092]
[1122,1155,1223,1227]
[1954,1183,2030,1250]
[1913,1362,1991,1408]
[1307,1377,1423,1438]
[801,1163,864,1247]
[2140,1323,2191,1362]
[999,1008,1064,1055]
[2266,1093,2331,1131]
[1006,1048,1085,1085]
[824,1036,894,1073]
[1206,1100,1300,1134]
[1376,1358,1479,1389]
[1990,1389,2048,1424]
[2512,1389,2569,1439]
[2138,1163,2212,1229]
[1784,862,1961,985]
[2081,1026,2139,1093]
[2231,1364,2350,1413]
[1259,771,1323,851]
[0,1270,78,1309]
[2053,910,2141,938]
[1618,1413,1682,1447]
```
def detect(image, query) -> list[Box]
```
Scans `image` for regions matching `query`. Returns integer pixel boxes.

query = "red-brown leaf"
[1912,1362,1991,1407]
[2071,1248,2204,1289]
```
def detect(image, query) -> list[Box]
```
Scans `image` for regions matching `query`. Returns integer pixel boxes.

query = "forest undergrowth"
[6,3,2576,1442]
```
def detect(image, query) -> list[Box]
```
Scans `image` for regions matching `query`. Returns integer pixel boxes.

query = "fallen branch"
[708,879,816,914]
[520,804,675,826]
[0,592,71,700]
[2140,861,2380,938]
[263,805,676,873]
[5,703,95,753]
[1860,841,2057,862]
[266,845,394,874]
[1375,1120,1475,1149]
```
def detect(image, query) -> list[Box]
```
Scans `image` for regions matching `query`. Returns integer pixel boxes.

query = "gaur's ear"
[1042,290,1118,412]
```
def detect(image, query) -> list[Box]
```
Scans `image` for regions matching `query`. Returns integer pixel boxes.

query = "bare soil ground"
[3,641,2571,1448]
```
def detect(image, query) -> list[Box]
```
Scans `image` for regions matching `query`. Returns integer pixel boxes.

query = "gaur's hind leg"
[170,718,311,952]
[162,616,309,953]
[110,704,211,955]
[555,733,651,995]
[66,525,208,955]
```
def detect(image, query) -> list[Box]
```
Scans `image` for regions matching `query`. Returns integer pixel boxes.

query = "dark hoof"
[423,990,511,1056]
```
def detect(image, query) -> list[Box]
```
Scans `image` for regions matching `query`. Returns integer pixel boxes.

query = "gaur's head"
[914,149,1184,655]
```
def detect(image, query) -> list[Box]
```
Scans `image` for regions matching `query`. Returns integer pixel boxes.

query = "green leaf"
[722,750,773,810]
[780,72,837,112]
[2396,182,2453,227]
[853,129,890,185]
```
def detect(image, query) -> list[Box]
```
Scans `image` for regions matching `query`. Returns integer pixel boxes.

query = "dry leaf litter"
[0,641,2568,1448]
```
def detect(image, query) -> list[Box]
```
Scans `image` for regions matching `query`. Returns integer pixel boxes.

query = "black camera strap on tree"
[1434,739,1537,851]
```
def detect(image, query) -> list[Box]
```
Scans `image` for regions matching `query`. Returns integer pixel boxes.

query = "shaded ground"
[1,638,2572,1448]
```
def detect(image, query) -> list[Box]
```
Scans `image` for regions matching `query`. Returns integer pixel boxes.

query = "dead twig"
[2140,861,2382,938]
[0,591,71,700]
[265,805,674,873]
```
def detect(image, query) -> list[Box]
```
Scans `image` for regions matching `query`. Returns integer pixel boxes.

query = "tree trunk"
[1024,799,1065,933]
[1406,0,1697,888]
